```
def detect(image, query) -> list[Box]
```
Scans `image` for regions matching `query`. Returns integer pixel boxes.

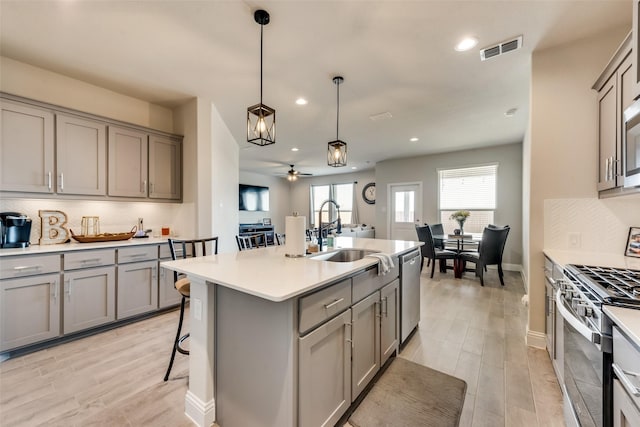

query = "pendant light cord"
[260,22,264,105]
[336,81,340,139]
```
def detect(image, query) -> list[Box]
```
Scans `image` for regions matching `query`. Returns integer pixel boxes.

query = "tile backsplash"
[0,198,182,244]
[544,197,640,252]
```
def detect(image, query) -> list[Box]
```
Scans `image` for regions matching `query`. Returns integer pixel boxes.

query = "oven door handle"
[555,291,598,343]
[612,363,640,397]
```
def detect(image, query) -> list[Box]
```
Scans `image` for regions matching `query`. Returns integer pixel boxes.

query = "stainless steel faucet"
[317,199,341,252]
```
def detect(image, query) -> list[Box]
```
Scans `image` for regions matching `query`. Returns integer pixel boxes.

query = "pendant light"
[328,76,347,167]
[247,9,276,146]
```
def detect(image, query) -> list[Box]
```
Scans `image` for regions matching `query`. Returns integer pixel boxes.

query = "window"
[310,183,354,227]
[438,164,497,233]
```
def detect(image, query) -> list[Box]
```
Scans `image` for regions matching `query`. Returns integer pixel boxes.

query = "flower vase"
[457,220,465,235]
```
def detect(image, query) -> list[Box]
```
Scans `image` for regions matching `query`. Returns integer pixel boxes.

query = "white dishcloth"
[366,253,395,275]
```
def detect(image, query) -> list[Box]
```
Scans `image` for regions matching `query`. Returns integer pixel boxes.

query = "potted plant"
[450,210,470,235]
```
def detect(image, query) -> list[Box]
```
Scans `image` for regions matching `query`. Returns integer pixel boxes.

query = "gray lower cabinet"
[380,279,399,365]
[117,245,159,319]
[0,273,61,351]
[351,292,381,400]
[299,309,352,427]
[62,266,115,334]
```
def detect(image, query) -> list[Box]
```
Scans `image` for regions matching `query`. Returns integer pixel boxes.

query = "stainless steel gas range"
[559,264,640,427]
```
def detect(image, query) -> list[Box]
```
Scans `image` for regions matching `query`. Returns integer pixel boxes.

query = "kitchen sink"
[309,249,379,262]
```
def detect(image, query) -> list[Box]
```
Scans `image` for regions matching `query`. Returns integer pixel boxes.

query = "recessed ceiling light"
[291,147,299,151]
[505,108,518,117]
[295,98,308,105]
[410,137,419,142]
[351,166,358,170]
[455,37,478,52]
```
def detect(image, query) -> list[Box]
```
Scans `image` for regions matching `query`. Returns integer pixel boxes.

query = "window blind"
[439,164,497,210]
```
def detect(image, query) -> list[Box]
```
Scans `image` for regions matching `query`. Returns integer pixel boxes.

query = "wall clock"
[362,182,376,204]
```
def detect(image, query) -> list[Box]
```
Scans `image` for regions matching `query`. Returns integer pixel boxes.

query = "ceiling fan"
[285,164,312,181]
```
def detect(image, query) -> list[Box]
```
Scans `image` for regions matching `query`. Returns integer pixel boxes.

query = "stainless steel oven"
[559,264,640,427]
[557,269,612,427]
[623,99,640,188]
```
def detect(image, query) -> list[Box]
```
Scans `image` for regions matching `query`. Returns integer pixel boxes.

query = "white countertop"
[543,249,640,270]
[604,305,640,348]
[0,236,170,256]
[161,237,422,303]
[544,249,640,348]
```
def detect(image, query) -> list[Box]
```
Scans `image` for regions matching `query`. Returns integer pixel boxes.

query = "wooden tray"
[71,227,136,243]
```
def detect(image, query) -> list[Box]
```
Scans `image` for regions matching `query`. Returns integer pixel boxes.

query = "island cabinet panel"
[215,286,298,427]
[299,309,353,427]
[351,292,381,401]
[298,277,351,334]
[62,266,115,334]
[55,114,107,196]
[0,273,60,351]
[108,126,148,198]
[0,100,55,193]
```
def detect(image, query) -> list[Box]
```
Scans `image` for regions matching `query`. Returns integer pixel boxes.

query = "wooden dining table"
[433,233,482,278]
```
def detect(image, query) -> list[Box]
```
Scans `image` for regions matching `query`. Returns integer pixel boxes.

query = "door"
[108,126,148,197]
[298,309,352,427]
[0,274,60,351]
[56,114,107,196]
[389,182,422,240]
[63,266,115,333]
[351,292,380,401]
[0,100,55,193]
[148,134,181,200]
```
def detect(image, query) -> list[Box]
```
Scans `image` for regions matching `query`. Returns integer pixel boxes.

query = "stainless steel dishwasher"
[400,249,421,344]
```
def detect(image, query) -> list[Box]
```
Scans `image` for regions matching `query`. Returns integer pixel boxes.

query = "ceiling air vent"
[480,35,523,61]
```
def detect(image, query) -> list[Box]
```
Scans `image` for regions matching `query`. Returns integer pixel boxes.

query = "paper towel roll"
[285,215,306,257]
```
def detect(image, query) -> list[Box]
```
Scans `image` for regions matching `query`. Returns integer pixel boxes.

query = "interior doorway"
[388,182,422,241]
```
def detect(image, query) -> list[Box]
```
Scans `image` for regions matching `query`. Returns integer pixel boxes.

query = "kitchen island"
[161,236,422,427]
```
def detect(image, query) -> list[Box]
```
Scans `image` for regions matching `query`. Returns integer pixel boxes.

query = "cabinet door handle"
[50,281,58,301]
[149,182,154,194]
[64,279,72,298]
[324,298,344,310]
[141,180,147,194]
[612,363,640,397]
[152,266,157,280]
[345,321,354,348]
[605,157,610,181]
[47,171,52,190]
[59,172,64,191]
[375,301,382,319]
[80,258,101,265]
[613,158,621,178]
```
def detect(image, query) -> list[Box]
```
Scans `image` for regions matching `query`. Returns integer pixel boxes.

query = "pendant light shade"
[328,76,347,167]
[247,9,276,146]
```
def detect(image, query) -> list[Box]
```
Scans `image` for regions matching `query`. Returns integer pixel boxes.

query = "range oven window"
[564,320,612,427]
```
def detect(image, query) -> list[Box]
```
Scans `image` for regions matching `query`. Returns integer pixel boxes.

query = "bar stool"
[164,236,219,382]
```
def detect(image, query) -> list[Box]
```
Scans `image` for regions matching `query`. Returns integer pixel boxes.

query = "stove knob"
[576,303,592,318]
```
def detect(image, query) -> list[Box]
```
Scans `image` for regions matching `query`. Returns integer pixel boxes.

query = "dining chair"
[275,233,285,245]
[428,223,445,250]
[164,236,219,381]
[415,225,458,278]
[459,225,510,286]
[236,233,267,251]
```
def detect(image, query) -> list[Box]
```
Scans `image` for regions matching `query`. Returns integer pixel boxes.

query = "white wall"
[239,171,291,234]
[528,26,634,344]
[288,170,377,229]
[375,143,523,266]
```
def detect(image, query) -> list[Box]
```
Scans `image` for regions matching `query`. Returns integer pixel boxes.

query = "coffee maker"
[0,212,32,248]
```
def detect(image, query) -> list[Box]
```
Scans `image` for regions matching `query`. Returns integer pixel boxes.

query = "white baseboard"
[526,328,547,349]
[185,390,215,427]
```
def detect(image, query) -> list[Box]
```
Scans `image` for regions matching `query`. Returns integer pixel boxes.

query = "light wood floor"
[0,268,564,427]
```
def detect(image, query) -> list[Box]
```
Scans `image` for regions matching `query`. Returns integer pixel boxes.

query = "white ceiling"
[0,0,631,178]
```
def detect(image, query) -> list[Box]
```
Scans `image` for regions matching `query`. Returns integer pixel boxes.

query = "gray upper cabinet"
[594,35,634,194]
[149,134,181,200]
[56,114,107,196]
[108,126,149,198]
[0,99,55,193]
[632,0,640,100]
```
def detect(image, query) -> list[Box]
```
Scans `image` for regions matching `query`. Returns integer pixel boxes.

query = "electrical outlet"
[193,298,202,321]
[568,232,581,249]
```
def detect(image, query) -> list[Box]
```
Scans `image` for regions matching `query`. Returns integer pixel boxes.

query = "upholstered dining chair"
[164,236,219,381]
[415,225,458,278]
[459,225,510,286]
[429,223,445,250]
